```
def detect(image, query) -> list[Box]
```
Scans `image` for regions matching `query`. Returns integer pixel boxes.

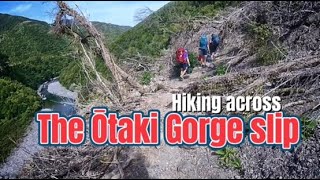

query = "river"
[38,79,77,116]
[0,79,78,178]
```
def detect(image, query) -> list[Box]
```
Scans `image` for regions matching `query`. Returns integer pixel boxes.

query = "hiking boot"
[179,76,184,81]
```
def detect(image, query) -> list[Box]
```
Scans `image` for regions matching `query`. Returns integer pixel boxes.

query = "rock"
[102,173,112,179]
[127,90,141,98]
[111,174,121,179]
[178,145,197,149]
[265,82,272,87]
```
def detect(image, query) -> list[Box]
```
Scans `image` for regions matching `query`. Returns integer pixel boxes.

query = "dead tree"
[134,6,154,23]
[53,1,147,104]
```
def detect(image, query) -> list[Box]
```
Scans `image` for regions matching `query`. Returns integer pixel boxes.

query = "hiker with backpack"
[198,34,210,67]
[176,48,190,81]
[209,31,222,60]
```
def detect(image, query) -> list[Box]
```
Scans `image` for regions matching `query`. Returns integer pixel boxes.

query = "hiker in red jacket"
[176,48,190,81]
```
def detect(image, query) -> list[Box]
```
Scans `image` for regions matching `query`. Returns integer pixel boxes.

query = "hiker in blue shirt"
[198,34,210,67]
[209,32,221,60]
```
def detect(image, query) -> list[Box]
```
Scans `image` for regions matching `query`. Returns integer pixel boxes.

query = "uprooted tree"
[53,1,147,106]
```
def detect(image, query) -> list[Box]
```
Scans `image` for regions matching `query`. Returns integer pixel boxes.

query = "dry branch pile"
[18,146,145,179]
[185,55,320,117]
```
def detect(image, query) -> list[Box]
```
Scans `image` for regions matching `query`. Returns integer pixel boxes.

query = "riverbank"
[47,80,77,99]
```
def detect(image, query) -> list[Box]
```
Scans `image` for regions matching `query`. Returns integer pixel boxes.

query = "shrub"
[256,45,286,66]
[188,52,199,68]
[215,147,242,170]
[301,117,319,139]
[140,71,153,85]
[248,23,272,47]
[247,23,287,66]
[216,64,227,75]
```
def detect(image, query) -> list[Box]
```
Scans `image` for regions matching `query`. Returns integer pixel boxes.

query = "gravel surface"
[0,121,44,178]
[47,81,77,99]
[239,124,320,179]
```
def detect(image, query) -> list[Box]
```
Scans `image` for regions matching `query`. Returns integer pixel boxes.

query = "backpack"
[199,35,208,49]
[176,48,186,64]
[212,34,220,45]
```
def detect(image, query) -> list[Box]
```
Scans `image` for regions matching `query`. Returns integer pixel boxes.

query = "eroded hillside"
[171,1,320,178]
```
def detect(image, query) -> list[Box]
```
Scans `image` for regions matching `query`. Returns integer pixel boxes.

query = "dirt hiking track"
[123,65,240,179]
[0,65,240,179]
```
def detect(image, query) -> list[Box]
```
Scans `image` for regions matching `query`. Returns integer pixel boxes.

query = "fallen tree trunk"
[54,1,147,103]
